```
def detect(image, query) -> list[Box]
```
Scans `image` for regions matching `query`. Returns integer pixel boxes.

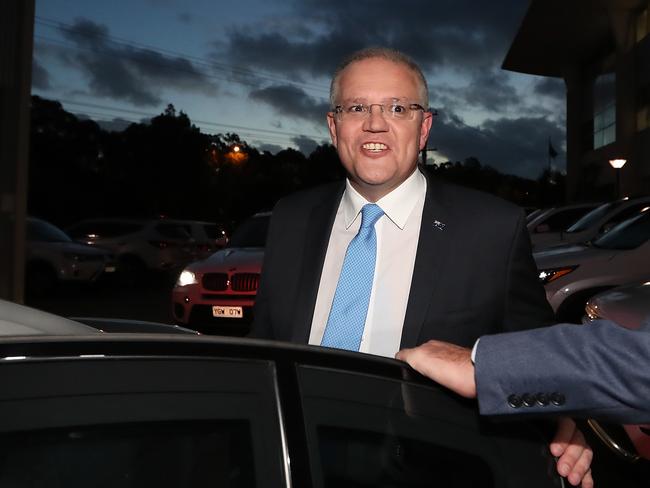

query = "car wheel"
[25,262,58,297]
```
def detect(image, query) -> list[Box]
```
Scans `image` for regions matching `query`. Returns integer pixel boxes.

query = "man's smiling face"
[327,57,432,202]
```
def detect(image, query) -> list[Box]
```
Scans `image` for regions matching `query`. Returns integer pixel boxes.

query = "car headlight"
[176,270,198,287]
[538,265,578,284]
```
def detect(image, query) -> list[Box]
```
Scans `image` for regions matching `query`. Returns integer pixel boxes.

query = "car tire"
[25,262,58,298]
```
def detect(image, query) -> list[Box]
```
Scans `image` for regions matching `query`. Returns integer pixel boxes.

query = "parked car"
[0,298,198,336]
[66,217,205,281]
[535,207,650,321]
[534,196,650,251]
[174,219,229,258]
[25,217,116,296]
[528,202,602,249]
[0,298,563,488]
[583,284,650,472]
[172,212,269,333]
[584,281,650,329]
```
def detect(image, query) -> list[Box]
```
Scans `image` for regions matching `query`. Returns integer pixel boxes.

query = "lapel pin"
[432,220,446,231]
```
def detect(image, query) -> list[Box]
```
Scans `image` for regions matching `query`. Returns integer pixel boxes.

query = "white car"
[534,196,650,251]
[66,218,203,280]
[172,212,270,333]
[528,203,601,249]
[26,217,115,296]
[585,281,650,329]
[535,208,650,321]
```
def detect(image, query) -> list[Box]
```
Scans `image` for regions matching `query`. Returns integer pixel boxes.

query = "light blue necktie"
[321,203,384,351]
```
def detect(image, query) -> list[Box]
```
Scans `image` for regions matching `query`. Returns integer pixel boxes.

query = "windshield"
[592,211,650,250]
[566,201,623,233]
[27,219,72,243]
[228,215,270,248]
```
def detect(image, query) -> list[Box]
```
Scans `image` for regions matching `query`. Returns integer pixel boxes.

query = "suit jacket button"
[522,393,536,407]
[535,393,550,406]
[550,392,566,406]
[508,394,523,408]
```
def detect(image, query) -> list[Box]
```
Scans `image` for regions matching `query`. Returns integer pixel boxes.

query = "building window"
[637,82,650,131]
[637,6,649,43]
[593,73,616,149]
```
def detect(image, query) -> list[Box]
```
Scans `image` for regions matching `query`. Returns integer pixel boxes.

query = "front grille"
[200,294,255,302]
[203,273,228,291]
[231,273,260,292]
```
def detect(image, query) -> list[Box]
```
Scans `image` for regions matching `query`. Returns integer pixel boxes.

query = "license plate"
[105,265,117,273]
[212,306,243,318]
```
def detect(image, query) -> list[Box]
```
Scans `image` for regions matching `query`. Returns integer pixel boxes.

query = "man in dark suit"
[250,47,592,486]
[397,319,650,424]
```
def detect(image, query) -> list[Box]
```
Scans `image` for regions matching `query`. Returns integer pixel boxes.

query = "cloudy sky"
[33,0,567,178]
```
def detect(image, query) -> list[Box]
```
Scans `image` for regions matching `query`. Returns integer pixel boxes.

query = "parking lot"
[26,274,175,325]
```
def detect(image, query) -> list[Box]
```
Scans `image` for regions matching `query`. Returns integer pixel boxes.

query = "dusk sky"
[32,0,567,178]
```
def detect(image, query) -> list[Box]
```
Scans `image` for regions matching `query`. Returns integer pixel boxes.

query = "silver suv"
[67,218,203,280]
[26,217,115,295]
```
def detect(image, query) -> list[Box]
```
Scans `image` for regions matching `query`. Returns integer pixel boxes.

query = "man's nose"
[363,104,389,132]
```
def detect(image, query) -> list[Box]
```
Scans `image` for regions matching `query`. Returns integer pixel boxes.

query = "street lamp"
[609,158,627,198]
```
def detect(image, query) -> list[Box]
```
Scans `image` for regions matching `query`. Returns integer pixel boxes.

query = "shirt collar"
[341,169,427,230]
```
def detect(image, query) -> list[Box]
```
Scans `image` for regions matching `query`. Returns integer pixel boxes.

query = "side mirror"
[601,222,615,234]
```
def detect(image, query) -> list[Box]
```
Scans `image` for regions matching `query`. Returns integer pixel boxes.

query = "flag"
[548,139,558,159]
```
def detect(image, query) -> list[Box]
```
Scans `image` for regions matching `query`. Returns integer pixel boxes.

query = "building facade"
[504,0,650,200]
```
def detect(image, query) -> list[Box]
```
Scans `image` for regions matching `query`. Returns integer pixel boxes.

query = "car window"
[155,223,192,239]
[537,207,595,232]
[297,364,559,488]
[592,211,650,250]
[0,356,286,488]
[601,202,650,229]
[229,215,270,248]
[27,219,72,243]
[0,420,255,487]
[566,201,624,233]
[203,224,226,240]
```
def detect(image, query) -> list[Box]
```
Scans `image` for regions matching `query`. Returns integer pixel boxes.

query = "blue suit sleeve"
[475,320,650,424]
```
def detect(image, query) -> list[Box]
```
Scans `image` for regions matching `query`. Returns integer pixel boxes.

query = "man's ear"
[327,112,338,147]
[419,111,433,150]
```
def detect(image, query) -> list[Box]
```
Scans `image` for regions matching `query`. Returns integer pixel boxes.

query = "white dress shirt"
[308,169,426,358]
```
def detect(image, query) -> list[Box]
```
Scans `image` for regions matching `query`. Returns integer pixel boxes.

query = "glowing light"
[176,270,197,287]
[609,158,627,169]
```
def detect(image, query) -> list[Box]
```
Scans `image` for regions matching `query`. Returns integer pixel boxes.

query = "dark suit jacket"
[250,172,555,348]
[475,319,650,424]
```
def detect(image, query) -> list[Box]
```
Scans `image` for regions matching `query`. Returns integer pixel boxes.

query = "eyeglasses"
[332,101,426,121]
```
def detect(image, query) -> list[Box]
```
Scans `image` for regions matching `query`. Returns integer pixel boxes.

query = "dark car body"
[0,331,562,487]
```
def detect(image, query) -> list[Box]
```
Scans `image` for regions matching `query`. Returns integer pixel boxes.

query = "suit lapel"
[290,184,344,343]
[400,175,451,348]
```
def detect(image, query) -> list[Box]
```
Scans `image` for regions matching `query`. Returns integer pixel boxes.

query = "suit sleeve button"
[550,392,566,406]
[522,393,536,407]
[508,394,523,408]
[535,393,550,406]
